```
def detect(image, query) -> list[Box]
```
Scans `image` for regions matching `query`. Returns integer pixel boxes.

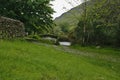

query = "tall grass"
[0,40,120,80]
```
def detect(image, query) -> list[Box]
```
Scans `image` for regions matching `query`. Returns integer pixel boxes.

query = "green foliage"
[54,0,120,47]
[55,22,71,36]
[39,38,56,44]
[72,0,120,46]
[30,34,40,39]
[0,0,54,34]
[59,23,69,33]
[0,40,120,80]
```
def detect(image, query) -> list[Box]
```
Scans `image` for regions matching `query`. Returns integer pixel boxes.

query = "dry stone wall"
[0,16,25,39]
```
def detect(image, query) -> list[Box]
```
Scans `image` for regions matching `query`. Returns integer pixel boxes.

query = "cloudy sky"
[50,0,82,19]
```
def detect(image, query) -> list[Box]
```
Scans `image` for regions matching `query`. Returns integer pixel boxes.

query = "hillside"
[54,5,82,27]
[0,40,120,80]
[54,0,94,28]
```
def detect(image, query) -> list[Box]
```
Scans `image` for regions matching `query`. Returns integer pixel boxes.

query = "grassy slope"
[0,40,120,80]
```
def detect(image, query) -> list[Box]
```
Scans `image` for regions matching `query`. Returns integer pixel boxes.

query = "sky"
[50,0,82,19]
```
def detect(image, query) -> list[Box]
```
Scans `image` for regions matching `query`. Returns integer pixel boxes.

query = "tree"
[0,0,54,34]
[81,0,87,46]
[88,0,120,46]
[72,0,120,46]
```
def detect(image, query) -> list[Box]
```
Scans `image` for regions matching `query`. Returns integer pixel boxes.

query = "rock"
[96,46,101,49]
[0,16,25,39]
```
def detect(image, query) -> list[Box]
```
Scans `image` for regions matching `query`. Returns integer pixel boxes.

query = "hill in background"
[54,0,94,31]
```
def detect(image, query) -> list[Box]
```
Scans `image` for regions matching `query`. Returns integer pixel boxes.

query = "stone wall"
[0,16,25,39]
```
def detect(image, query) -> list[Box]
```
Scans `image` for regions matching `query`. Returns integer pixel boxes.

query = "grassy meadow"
[0,40,120,80]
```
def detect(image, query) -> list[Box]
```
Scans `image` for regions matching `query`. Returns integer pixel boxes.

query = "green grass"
[0,40,120,80]
[71,45,120,58]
